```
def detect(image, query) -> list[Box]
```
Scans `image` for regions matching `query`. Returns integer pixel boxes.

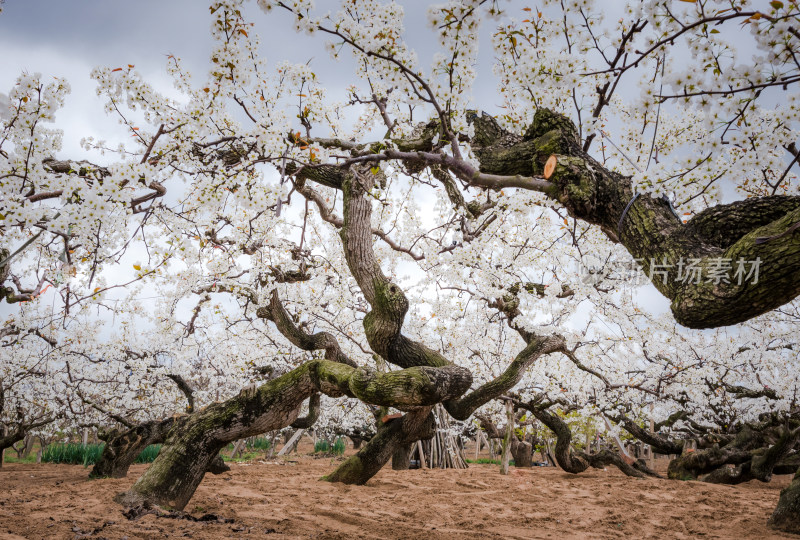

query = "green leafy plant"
[41,443,104,466]
[41,442,162,466]
[134,444,161,463]
[314,438,345,456]
[466,458,516,466]
[248,437,271,451]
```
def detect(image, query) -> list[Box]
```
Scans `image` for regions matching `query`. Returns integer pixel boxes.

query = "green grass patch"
[41,443,104,466]
[134,444,161,463]
[466,458,515,466]
[248,437,271,451]
[224,437,271,453]
[314,438,346,456]
[41,443,161,466]
[222,451,261,463]
[2,453,38,464]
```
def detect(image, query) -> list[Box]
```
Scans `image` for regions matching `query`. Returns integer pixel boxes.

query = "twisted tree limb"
[300,109,800,328]
[515,400,659,478]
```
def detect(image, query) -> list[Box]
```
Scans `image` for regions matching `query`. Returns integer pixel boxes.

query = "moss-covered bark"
[118,356,473,509]
[117,363,319,510]
[91,418,178,479]
[666,422,799,482]
[775,454,800,475]
[667,446,753,481]
[324,409,435,484]
[702,425,800,485]
[445,335,565,421]
[524,405,653,477]
[469,109,800,328]
[769,466,800,533]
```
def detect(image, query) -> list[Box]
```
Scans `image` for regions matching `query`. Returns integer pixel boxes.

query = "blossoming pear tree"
[2,0,800,532]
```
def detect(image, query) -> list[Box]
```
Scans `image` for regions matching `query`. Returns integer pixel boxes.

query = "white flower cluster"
[2,0,798,441]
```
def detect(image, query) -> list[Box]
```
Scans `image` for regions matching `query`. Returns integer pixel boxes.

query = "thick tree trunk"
[751,427,800,482]
[324,409,434,484]
[118,355,470,510]
[391,442,413,470]
[468,109,800,328]
[703,463,754,485]
[775,454,800,475]
[703,426,800,485]
[769,466,800,533]
[117,364,321,510]
[670,422,797,482]
[91,418,177,479]
[510,440,533,468]
[668,445,752,480]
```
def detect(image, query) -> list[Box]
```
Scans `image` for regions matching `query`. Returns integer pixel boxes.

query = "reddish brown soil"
[0,455,794,539]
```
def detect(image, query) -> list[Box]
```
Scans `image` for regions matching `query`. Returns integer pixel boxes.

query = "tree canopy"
[1,0,800,531]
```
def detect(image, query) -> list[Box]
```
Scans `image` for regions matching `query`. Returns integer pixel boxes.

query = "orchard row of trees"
[2,0,800,532]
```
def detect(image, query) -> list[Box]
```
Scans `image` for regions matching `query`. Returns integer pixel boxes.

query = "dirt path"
[0,457,794,539]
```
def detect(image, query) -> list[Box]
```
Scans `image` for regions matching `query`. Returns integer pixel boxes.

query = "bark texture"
[118,356,470,509]
[769,466,800,534]
[526,405,658,478]
[91,418,178,479]
[476,414,534,468]
[324,409,435,484]
[668,423,799,482]
[701,426,800,485]
[117,365,319,510]
[468,109,800,328]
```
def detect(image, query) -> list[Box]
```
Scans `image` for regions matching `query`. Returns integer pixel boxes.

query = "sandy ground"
[0,450,795,540]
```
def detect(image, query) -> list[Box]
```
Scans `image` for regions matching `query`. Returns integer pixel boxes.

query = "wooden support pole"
[277,429,305,456]
[649,404,656,468]
[229,439,246,459]
[0,425,6,468]
[417,440,427,469]
[601,414,634,463]
[500,400,513,475]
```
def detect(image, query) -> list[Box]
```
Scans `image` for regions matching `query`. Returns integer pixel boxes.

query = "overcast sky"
[0,0,674,326]
[0,0,506,159]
